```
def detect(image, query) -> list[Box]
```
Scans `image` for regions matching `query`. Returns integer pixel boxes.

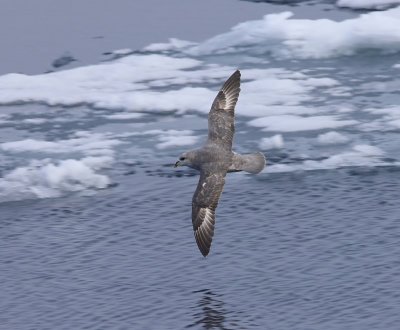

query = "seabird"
[174,70,266,256]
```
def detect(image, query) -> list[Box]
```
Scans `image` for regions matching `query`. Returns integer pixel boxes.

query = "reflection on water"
[188,289,232,330]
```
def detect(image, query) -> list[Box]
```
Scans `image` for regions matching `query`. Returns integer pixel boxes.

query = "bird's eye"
[179,157,185,161]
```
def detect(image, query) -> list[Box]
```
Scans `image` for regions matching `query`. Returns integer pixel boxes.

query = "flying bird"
[174,70,266,256]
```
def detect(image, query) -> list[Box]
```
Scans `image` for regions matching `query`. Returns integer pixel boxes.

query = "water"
[1,1,400,329]
[2,168,400,329]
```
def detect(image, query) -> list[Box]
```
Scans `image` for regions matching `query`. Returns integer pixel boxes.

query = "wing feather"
[192,171,226,256]
[207,70,241,150]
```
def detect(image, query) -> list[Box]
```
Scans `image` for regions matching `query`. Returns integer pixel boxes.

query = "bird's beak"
[174,161,180,168]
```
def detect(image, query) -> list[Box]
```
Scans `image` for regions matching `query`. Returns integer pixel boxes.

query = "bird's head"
[174,151,194,168]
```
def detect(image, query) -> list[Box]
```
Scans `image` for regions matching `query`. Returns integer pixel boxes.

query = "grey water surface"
[2,165,400,329]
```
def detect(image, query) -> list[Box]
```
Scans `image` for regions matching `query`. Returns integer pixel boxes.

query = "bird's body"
[185,145,233,171]
[175,70,266,256]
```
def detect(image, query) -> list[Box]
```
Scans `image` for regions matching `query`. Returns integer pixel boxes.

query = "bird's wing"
[207,70,241,151]
[192,170,227,256]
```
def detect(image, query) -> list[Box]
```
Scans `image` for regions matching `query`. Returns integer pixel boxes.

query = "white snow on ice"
[1,132,123,156]
[317,131,350,145]
[1,5,400,203]
[183,8,400,59]
[265,145,389,173]
[362,106,400,129]
[259,134,284,149]
[0,54,230,115]
[0,156,112,202]
[140,129,199,149]
[337,0,400,10]
[0,56,340,121]
[103,113,145,120]
[248,115,357,132]
[22,118,48,124]
[143,38,197,52]
[111,48,133,55]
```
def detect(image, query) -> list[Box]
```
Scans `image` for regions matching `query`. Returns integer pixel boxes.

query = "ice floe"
[248,115,357,132]
[259,134,284,149]
[362,107,400,130]
[265,144,390,173]
[103,113,145,120]
[139,129,199,149]
[184,8,400,59]
[143,38,197,52]
[0,56,337,119]
[0,54,228,114]
[317,131,350,145]
[0,156,112,202]
[1,3,400,204]
[111,48,133,55]
[1,132,123,156]
[21,118,49,124]
[337,0,400,10]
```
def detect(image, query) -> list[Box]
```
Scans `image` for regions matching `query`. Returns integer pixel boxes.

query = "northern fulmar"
[174,70,266,256]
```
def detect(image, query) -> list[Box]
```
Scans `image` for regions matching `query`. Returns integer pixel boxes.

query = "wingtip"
[201,250,209,257]
[200,246,210,257]
[231,69,241,80]
[195,232,212,257]
[224,70,240,83]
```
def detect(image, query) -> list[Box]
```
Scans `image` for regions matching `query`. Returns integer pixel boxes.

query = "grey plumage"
[175,70,266,256]
[229,152,266,174]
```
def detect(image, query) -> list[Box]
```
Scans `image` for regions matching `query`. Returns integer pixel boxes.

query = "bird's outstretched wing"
[192,171,226,256]
[207,70,241,151]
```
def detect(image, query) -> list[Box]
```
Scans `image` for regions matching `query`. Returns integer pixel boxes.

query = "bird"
[174,70,266,257]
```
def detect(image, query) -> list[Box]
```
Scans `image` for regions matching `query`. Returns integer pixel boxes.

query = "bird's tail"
[230,152,266,174]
